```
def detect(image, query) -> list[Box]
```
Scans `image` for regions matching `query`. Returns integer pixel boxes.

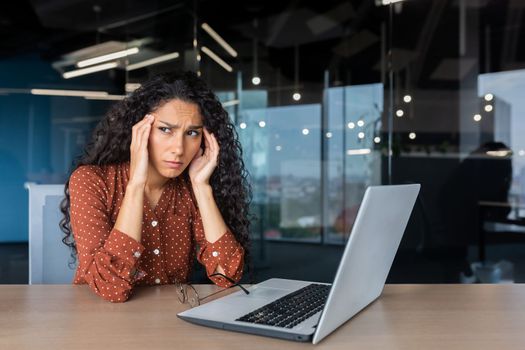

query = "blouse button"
[155,278,161,284]
[151,220,158,227]
[212,251,219,257]
[133,251,141,258]
[153,248,160,255]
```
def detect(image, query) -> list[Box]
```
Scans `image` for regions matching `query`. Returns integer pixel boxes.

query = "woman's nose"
[170,134,184,155]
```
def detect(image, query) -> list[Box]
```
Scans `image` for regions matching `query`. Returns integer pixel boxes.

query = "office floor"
[2,241,524,284]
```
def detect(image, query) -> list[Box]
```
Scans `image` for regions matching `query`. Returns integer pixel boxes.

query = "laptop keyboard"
[236,283,331,329]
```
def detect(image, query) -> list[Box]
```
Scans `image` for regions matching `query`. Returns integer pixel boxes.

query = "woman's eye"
[159,127,171,134]
[187,130,200,137]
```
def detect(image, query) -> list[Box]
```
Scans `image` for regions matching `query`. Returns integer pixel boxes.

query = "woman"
[59,71,252,303]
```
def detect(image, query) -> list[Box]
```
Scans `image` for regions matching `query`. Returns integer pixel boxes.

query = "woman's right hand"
[129,114,154,187]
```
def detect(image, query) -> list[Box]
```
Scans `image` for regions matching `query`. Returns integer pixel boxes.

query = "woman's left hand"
[189,128,219,186]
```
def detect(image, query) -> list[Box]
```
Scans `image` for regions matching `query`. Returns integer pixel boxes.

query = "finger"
[134,117,152,150]
[133,114,151,132]
[134,120,148,144]
[204,127,214,141]
[209,133,219,160]
[137,122,152,152]
[132,115,152,147]
[204,127,212,140]
[203,130,217,158]
[201,127,210,145]
[131,122,140,148]
[210,132,219,153]
[202,143,210,160]
[203,129,212,155]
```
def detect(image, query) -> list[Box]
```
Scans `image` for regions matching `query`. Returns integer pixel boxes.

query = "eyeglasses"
[175,272,250,308]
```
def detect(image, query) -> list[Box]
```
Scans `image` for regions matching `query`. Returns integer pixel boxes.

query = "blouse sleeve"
[69,166,147,303]
[190,196,245,288]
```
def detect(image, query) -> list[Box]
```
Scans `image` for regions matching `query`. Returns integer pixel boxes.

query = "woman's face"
[147,98,204,179]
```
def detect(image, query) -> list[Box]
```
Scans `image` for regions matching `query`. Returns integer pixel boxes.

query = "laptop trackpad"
[181,287,290,319]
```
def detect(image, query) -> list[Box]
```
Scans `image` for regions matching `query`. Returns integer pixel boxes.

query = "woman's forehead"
[155,99,202,123]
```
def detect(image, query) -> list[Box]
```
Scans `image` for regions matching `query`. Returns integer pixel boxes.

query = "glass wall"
[389,0,525,283]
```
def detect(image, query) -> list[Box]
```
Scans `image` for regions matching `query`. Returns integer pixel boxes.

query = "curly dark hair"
[59,71,253,281]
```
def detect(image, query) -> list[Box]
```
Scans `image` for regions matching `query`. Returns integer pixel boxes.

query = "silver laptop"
[178,184,420,344]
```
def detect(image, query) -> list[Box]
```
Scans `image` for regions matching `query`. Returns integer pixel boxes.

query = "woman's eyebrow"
[158,120,203,129]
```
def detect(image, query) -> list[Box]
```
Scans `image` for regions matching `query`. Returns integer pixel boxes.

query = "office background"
[1,0,524,285]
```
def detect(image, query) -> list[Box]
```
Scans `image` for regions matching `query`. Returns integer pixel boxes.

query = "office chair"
[26,183,77,284]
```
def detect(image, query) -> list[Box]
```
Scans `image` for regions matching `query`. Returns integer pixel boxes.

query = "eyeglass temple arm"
[210,272,250,295]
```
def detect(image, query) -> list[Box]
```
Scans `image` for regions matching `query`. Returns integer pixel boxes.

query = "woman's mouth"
[164,160,184,169]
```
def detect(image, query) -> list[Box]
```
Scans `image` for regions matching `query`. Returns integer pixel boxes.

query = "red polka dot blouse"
[68,162,244,303]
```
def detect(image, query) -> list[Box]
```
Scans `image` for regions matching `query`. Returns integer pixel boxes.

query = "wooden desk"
[1,284,524,349]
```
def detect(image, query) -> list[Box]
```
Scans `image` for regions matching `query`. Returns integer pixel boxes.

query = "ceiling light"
[357,120,365,127]
[484,105,493,112]
[484,93,494,101]
[302,128,309,135]
[473,114,482,122]
[409,132,416,140]
[62,62,118,79]
[326,132,333,138]
[347,148,371,155]
[30,89,109,98]
[239,122,247,129]
[374,137,381,143]
[347,122,355,129]
[252,23,260,89]
[125,83,141,93]
[259,121,266,128]
[293,45,301,104]
[378,0,405,5]
[403,95,412,103]
[396,109,404,117]
[222,99,240,107]
[201,23,238,57]
[358,132,365,139]
[486,150,510,157]
[126,51,180,71]
[201,46,233,72]
[84,95,126,101]
[77,47,139,68]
